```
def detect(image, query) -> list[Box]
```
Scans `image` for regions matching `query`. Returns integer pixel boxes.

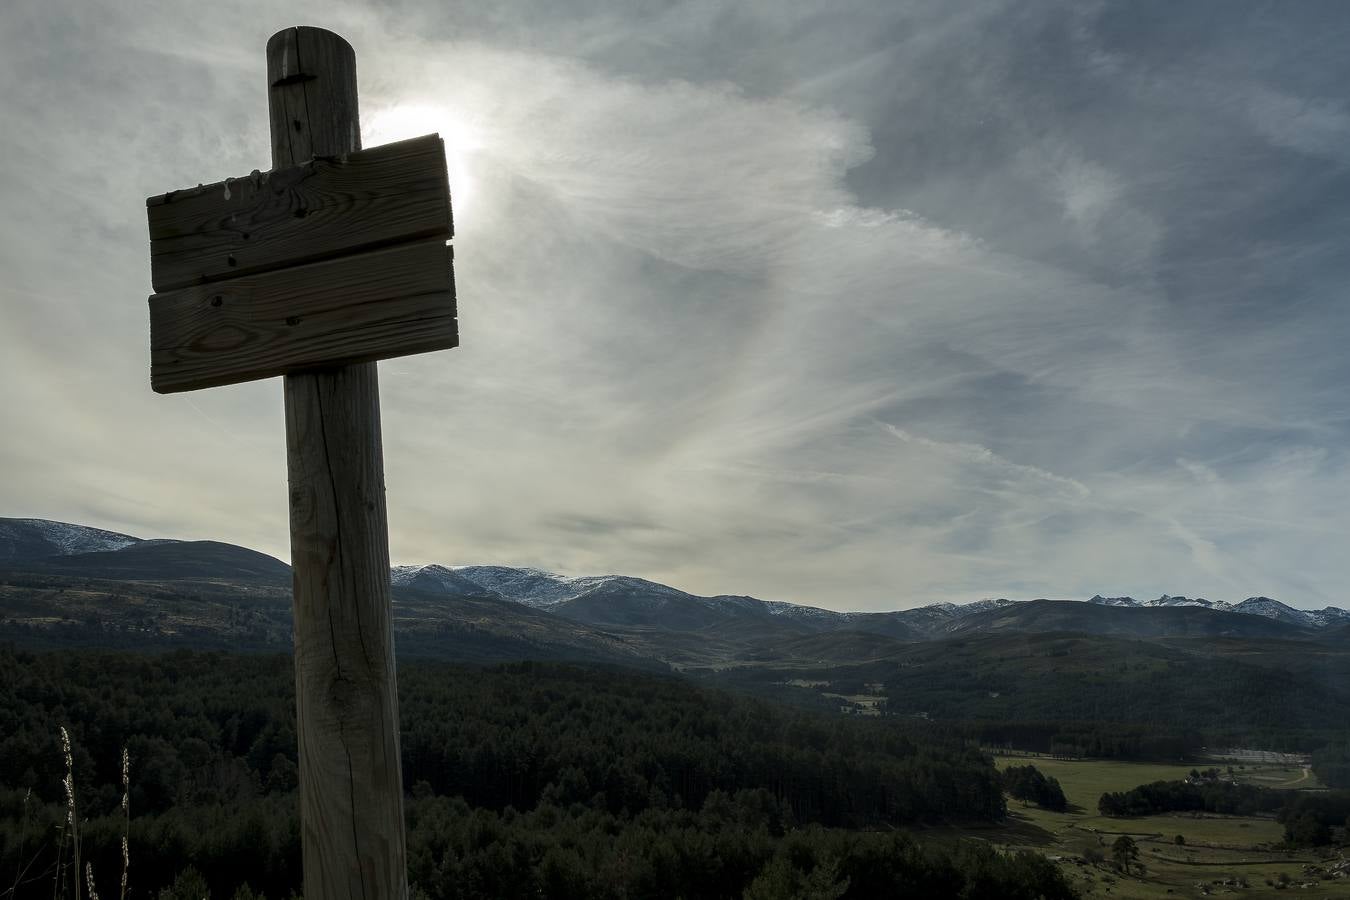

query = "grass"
[967,755,1350,900]
[1232,764,1324,790]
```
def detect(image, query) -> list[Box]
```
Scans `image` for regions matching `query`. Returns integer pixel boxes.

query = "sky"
[2,0,1349,611]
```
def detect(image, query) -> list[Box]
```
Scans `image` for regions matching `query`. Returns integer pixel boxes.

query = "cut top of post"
[268,27,360,168]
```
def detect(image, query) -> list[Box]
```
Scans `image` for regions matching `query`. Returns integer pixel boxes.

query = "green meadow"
[971,755,1350,900]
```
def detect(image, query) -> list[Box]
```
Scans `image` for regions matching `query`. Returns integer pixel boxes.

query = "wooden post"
[146,23,453,893]
[267,27,408,900]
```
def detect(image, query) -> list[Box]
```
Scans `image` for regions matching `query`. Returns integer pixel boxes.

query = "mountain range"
[1088,593,1350,629]
[7,516,1350,747]
[2,517,1347,660]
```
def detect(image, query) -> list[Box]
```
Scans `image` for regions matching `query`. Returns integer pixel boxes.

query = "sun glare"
[365,103,481,217]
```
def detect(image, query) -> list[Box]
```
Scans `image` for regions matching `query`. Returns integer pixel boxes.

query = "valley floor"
[961,756,1350,899]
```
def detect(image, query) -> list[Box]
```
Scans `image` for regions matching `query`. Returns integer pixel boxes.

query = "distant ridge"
[948,597,1312,640]
[1090,594,1234,611]
[1086,591,1350,629]
[387,563,1345,639]
[0,517,141,561]
[2,518,1346,639]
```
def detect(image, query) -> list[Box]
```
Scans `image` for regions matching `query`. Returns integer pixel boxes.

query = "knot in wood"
[326,675,361,718]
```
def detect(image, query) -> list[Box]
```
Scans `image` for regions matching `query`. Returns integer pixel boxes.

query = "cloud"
[882,425,1091,500]
[1,0,1348,609]
[1248,88,1350,162]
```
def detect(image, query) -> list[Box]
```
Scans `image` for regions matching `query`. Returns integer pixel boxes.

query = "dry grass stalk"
[59,727,80,900]
[118,748,129,900]
[8,788,31,900]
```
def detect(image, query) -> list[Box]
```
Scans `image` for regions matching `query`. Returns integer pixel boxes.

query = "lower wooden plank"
[149,239,456,393]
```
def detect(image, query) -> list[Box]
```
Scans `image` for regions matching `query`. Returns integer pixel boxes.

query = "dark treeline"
[1001,765,1067,811]
[723,631,1350,759]
[967,721,1201,761]
[896,654,1350,755]
[1097,778,1350,847]
[0,647,1078,900]
[1312,742,1350,789]
[403,798,1075,900]
[1279,792,1350,847]
[1097,779,1284,819]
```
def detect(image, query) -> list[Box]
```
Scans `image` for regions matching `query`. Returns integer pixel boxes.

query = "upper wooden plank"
[146,133,451,293]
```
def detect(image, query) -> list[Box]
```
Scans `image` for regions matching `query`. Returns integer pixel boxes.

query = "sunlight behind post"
[366,103,480,216]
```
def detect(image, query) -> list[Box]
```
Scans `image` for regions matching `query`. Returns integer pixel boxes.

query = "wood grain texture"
[148,238,456,393]
[286,362,406,900]
[268,26,410,900]
[147,134,451,293]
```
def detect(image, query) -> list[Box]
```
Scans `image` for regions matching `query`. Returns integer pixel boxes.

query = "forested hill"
[0,647,1078,900]
[0,648,1003,828]
[714,629,1350,757]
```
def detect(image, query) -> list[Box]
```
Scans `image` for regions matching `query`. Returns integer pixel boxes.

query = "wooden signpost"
[144,26,455,899]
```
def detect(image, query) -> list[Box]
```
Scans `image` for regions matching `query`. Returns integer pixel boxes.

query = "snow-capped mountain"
[962,598,1017,615]
[1309,607,1350,628]
[0,517,142,562]
[1089,594,1237,611]
[1148,595,1235,612]
[1231,597,1323,628]
[391,564,499,597]
[436,565,576,605]
[764,600,849,621]
[1088,595,1138,607]
[1084,592,1348,629]
[443,567,694,609]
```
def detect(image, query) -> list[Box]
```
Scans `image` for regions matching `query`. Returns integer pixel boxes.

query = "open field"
[971,755,1350,899]
[1233,765,1324,791]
